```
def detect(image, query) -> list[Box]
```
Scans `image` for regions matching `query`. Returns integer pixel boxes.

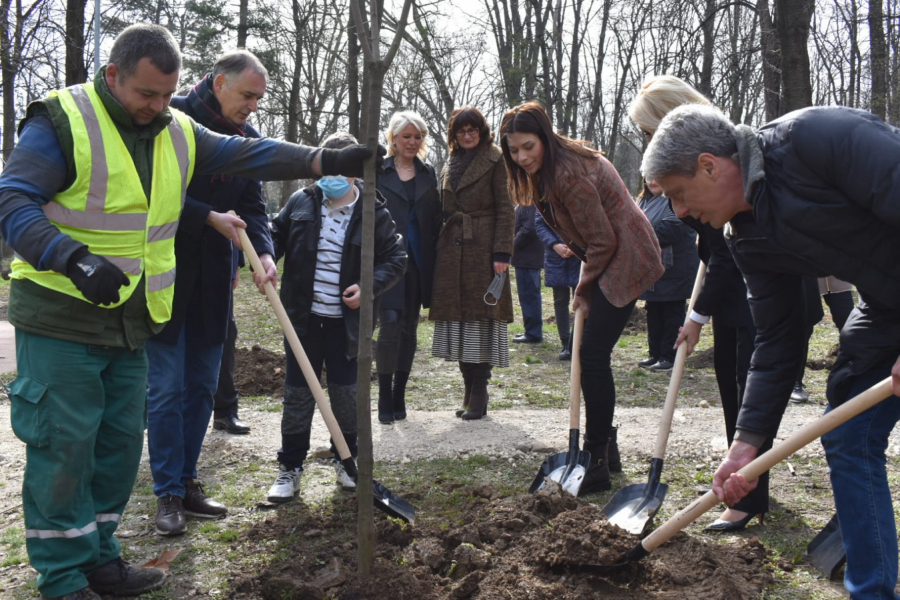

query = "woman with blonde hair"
[630,75,765,532]
[376,111,442,423]
[500,101,663,494]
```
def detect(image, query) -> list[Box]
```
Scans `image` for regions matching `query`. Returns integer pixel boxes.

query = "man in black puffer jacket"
[643,104,900,600]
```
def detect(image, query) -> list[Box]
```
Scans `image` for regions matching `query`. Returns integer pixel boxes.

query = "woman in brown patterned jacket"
[500,102,664,494]
[429,106,515,420]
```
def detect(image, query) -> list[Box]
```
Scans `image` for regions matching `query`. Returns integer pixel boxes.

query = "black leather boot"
[393,371,409,420]
[462,363,490,420]
[87,558,166,597]
[456,362,472,418]
[579,439,611,495]
[377,373,394,424]
[608,426,622,473]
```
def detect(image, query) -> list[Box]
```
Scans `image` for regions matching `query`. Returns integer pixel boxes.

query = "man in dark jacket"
[511,203,544,344]
[643,103,900,600]
[146,50,275,536]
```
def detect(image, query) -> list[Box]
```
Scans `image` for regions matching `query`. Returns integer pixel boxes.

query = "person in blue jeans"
[511,203,544,344]
[643,103,900,600]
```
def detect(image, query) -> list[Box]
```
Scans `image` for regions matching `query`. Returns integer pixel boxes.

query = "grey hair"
[641,104,738,181]
[212,49,268,82]
[321,132,359,150]
[385,110,429,159]
[108,24,181,81]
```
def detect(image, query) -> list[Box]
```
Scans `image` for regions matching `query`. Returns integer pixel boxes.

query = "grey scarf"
[734,124,766,204]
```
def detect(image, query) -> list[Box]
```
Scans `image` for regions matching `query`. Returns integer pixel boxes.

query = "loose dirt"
[232,481,771,600]
[234,345,287,397]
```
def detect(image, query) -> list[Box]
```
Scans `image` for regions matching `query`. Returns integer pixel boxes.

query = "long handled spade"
[806,513,845,580]
[529,308,591,496]
[597,377,893,567]
[601,263,707,534]
[234,219,416,524]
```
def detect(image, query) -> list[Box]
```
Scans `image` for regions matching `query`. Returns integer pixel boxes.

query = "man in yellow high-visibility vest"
[0,24,377,600]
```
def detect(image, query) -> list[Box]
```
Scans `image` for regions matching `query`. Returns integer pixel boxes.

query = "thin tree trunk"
[65,0,87,85]
[237,0,248,47]
[870,0,887,118]
[775,0,814,112]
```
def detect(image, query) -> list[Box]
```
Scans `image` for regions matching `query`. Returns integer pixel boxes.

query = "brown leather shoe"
[154,494,186,536]
[183,479,227,519]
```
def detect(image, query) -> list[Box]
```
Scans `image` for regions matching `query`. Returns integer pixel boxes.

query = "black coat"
[680,216,753,328]
[728,106,900,438]
[154,94,273,345]
[534,210,580,288]
[270,182,406,359]
[638,193,699,302]
[510,204,544,269]
[376,156,442,309]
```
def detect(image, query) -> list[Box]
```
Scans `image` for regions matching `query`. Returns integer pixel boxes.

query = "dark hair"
[499,101,602,206]
[212,49,268,82]
[447,106,494,153]
[108,24,181,81]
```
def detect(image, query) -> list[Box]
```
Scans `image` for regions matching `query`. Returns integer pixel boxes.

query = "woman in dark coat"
[500,101,664,495]
[534,210,580,360]
[637,179,700,372]
[430,106,515,421]
[376,111,442,424]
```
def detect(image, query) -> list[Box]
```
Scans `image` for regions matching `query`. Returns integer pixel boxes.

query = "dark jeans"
[213,313,239,418]
[279,314,358,469]
[712,319,769,514]
[515,267,543,341]
[553,286,575,348]
[645,299,686,363]
[376,259,422,375]
[823,290,855,332]
[581,289,636,442]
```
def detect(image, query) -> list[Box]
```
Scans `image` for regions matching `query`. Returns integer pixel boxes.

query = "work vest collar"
[94,66,173,138]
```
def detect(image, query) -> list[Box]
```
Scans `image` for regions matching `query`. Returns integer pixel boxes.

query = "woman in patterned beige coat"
[430,106,515,420]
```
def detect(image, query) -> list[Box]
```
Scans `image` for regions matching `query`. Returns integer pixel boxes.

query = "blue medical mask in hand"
[317,175,352,199]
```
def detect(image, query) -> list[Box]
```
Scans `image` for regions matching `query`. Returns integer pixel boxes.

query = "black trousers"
[552,286,575,348]
[713,318,769,514]
[376,259,422,375]
[213,312,239,418]
[581,289,636,442]
[823,290,854,332]
[645,299,686,363]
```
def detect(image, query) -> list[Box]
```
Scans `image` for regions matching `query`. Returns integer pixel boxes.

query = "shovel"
[601,263,707,534]
[529,308,591,496]
[597,377,893,567]
[234,218,416,524]
[807,513,845,580]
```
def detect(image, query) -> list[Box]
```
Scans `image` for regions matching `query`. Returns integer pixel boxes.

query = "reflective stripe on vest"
[11,84,196,323]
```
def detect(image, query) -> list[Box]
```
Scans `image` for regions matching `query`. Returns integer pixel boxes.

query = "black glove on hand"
[320,144,386,177]
[66,248,130,306]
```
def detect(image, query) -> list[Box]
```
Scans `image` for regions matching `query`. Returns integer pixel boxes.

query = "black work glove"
[320,144,387,177]
[66,248,130,306]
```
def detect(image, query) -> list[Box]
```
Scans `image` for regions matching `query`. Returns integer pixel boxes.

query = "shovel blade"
[529,449,592,497]
[601,482,669,535]
[807,513,845,580]
[372,479,417,525]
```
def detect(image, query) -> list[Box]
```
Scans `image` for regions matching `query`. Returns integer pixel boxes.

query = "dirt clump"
[233,481,772,599]
[624,304,648,334]
[234,345,286,397]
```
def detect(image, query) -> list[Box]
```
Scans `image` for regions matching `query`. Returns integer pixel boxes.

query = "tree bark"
[774,0,814,112]
[65,0,87,85]
[869,0,887,119]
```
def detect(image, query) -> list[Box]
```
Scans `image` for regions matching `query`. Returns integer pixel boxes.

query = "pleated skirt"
[431,319,510,368]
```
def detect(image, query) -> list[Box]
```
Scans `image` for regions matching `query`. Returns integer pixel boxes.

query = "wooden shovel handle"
[232,214,353,460]
[568,308,586,430]
[653,262,707,459]
[642,377,893,554]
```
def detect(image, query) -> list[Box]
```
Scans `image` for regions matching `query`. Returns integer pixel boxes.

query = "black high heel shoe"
[704,512,765,532]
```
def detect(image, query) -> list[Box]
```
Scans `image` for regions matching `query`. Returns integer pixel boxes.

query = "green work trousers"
[9,330,147,597]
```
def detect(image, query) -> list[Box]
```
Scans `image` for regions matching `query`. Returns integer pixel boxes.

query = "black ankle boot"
[378,374,394,424]
[393,371,409,420]
[579,439,611,495]
[608,426,622,473]
[462,364,490,420]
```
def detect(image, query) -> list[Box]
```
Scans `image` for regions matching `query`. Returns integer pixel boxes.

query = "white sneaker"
[267,467,302,503]
[334,459,357,490]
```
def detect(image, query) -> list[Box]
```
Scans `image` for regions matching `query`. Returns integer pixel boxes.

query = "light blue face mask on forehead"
[317,175,352,199]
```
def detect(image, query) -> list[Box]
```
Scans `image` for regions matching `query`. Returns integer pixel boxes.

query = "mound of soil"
[231,482,772,599]
[685,346,716,370]
[234,345,286,397]
[624,304,648,334]
[806,343,839,371]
